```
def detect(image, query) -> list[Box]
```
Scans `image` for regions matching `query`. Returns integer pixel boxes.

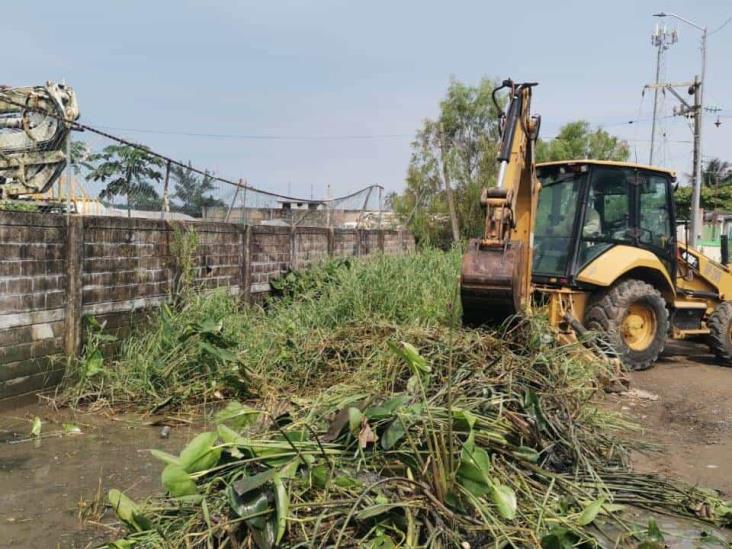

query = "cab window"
[638,174,672,250]
[533,171,585,276]
[578,167,634,267]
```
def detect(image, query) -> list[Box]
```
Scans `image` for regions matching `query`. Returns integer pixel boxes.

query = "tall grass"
[62,249,462,409]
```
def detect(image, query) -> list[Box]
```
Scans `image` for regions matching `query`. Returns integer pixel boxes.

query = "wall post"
[242,224,252,304]
[64,216,83,357]
[327,227,335,257]
[289,226,297,270]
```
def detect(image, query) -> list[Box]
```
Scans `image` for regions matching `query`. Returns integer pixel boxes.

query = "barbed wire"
[0,90,382,203]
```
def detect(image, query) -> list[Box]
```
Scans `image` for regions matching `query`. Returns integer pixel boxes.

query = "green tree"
[171,164,225,217]
[394,78,503,246]
[69,140,92,174]
[536,121,629,163]
[87,144,163,215]
[675,158,732,219]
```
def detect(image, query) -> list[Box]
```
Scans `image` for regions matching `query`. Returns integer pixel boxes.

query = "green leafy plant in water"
[78,316,117,380]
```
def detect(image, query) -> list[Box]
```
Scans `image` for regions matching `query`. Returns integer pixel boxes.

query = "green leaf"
[512,446,540,463]
[491,484,517,520]
[62,423,82,434]
[217,424,248,445]
[227,486,277,548]
[108,489,151,532]
[381,418,407,450]
[228,487,270,528]
[356,503,405,521]
[577,497,604,526]
[200,341,237,363]
[524,389,547,430]
[30,416,42,437]
[215,401,261,430]
[456,444,492,497]
[334,475,364,490]
[366,533,397,549]
[451,409,477,431]
[178,432,221,473]
[149,449,181,466]
[311,465,328,489]
[348,407,363,434]
[401,342,430,373]
[233,468,277,496]
[196,318,222,335]
[279,459,300,480]
[83,350,104,378]
[364,394,410,420]
[161,464,198,497]
[646,519,665,542]
[273,473,289,544]
[388,341,430,374]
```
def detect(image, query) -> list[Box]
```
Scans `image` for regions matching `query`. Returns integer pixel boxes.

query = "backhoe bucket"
[460,239,526,325]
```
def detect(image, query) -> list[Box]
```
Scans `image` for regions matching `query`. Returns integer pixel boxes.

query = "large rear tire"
[585,279,668,371]
[707,301,732,364]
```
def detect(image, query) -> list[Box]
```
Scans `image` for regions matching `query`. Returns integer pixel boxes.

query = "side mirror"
[673,182,679,192]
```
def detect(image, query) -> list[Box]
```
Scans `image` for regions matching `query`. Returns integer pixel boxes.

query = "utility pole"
[691,76,703,244]
[649,23,677,165]
[654,12,707,247]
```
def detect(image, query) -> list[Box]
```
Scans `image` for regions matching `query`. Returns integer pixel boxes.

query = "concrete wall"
[0,212,415,399]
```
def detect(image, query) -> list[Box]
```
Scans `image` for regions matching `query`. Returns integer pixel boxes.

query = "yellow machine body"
[461,93,732,368]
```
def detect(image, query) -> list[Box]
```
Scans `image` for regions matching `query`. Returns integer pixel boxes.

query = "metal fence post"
[161,160,171,220]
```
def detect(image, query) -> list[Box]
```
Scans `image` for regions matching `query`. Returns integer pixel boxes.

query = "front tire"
[707,302,732,364]
[585,279,668,371]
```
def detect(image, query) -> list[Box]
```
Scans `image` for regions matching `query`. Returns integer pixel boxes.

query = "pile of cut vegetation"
[61,250,731,547]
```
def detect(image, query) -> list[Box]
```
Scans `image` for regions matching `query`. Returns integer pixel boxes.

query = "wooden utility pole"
[439,125,460,243]
[644,78,703,244]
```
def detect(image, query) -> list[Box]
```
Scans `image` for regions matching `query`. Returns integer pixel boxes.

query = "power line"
[710,15,732,35]
[93,125,413,141]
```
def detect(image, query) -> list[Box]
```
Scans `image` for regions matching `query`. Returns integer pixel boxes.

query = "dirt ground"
[609,340,732,498]
[0,343,730,548]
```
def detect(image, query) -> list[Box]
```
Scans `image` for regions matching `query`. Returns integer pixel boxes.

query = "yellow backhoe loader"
[461,79,732,370]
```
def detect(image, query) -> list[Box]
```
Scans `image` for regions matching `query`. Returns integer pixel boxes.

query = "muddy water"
[0,398,202,548]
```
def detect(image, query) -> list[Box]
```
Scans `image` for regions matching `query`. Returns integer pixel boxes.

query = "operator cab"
[532,161,677,286]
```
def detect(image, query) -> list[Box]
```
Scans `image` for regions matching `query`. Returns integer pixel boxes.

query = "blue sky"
[6,0,732,199]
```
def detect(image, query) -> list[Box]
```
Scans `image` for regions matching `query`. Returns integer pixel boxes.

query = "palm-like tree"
[172,163,225,217]
[87,144,163,216]
[703,158,732,187]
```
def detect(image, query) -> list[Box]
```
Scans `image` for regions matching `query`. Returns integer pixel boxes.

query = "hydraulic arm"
[460,79,541,323]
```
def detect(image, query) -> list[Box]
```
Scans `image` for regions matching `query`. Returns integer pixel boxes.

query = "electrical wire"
[710,15,732,35]
[92,125,413,141]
